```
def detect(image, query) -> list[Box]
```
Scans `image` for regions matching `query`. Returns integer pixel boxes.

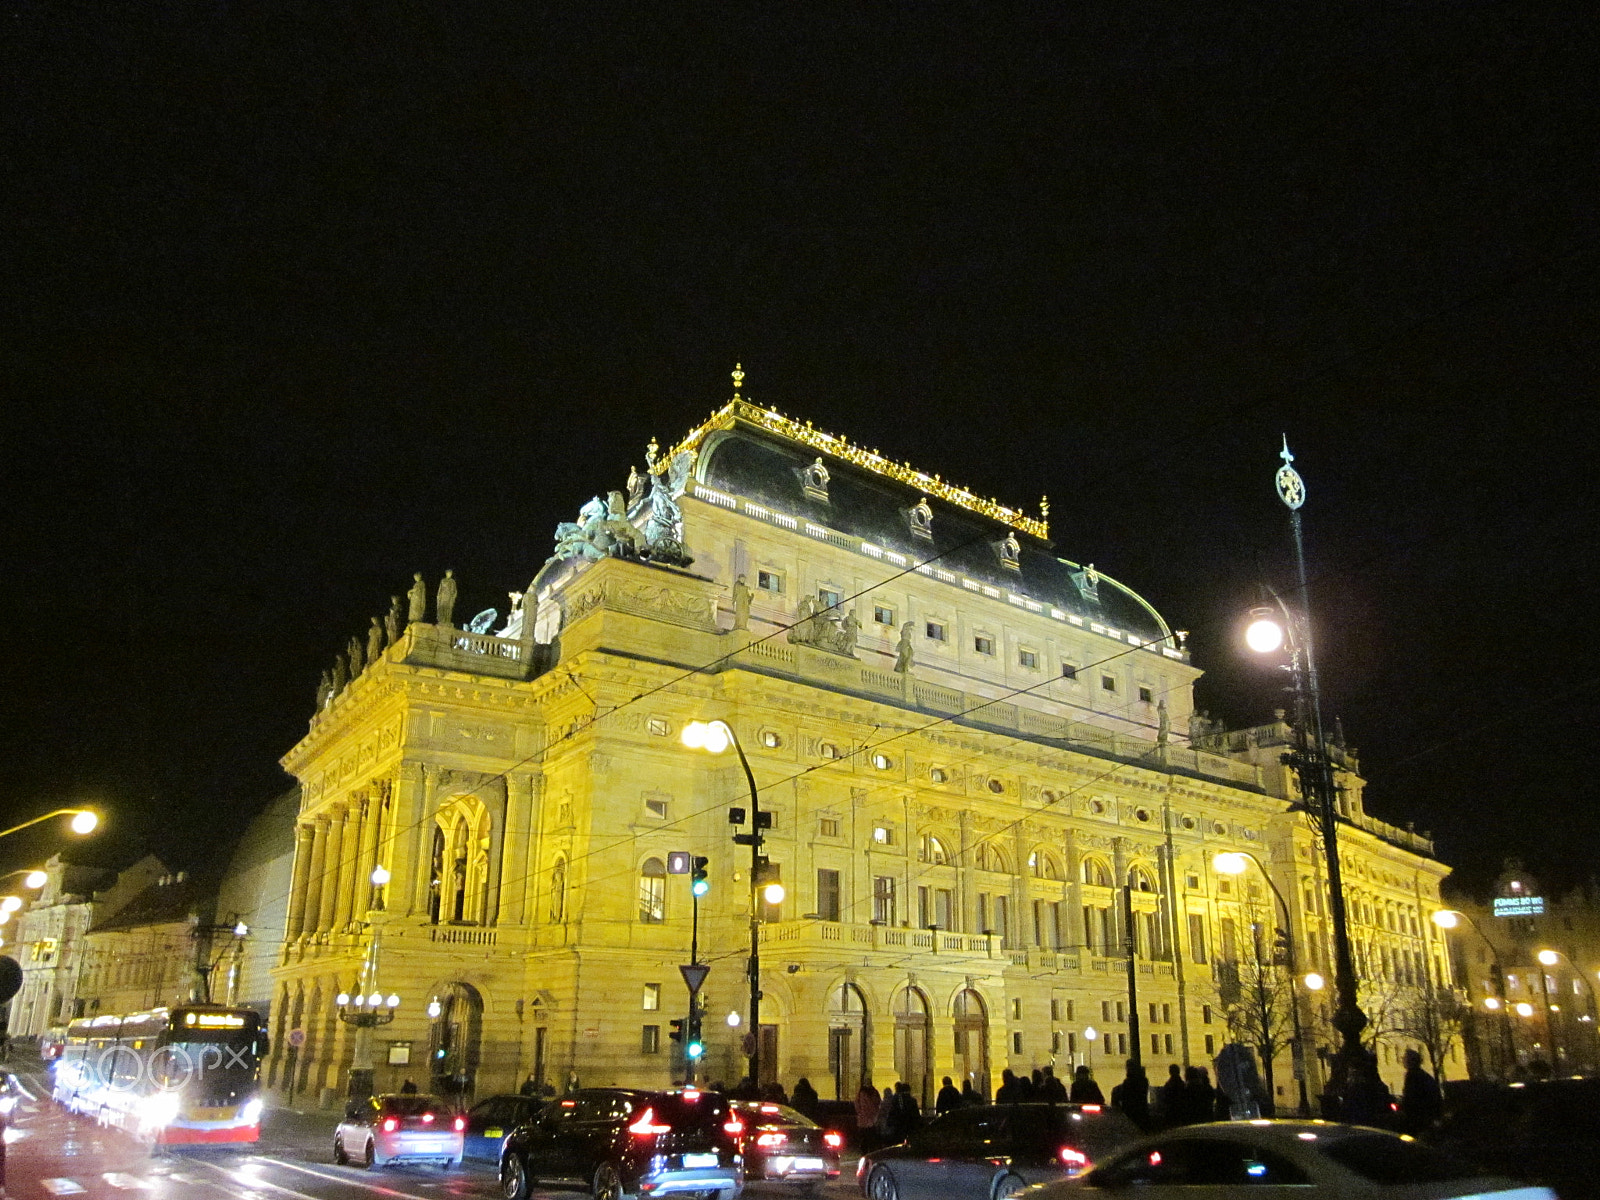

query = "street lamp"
[682,718,767,1087]
[1535,948,1595,1071]
[1433,910,1515,1077]
[1248,439,1366,1108]
[1213,850,1312,1116]
[0,808,100,841]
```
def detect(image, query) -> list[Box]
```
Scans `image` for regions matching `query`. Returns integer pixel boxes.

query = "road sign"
[287,1027,306,1048]
[680,963,710,994]
[667,850,691,874]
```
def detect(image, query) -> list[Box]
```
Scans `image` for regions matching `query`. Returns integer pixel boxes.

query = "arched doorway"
[893,986,932,1107]
[952,988,989,1098]
[827,982,870,1099]
[428,982,484,1103]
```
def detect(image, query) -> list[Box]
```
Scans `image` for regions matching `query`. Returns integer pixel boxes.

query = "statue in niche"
[332,653,349,694]
[437,569,458,628]
[347,635,364,676]
[316,669,334,710]
[731,575,751,630]
[1157,700,1170,751]
[893,622,916,673]
[787,595,859,657]
[408,573,428,623]
[366,617,384,665]
[385,596,401,644]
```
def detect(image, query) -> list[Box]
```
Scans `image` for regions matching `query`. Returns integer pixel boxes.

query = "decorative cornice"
[663,399,1049,540]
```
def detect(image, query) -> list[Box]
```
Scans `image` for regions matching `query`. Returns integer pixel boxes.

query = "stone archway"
[952,988,989,1097]
[826,981,870,1100]
[428,982,484,1102]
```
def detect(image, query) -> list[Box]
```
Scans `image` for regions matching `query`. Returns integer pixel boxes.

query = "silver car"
[334,1093,464,1168]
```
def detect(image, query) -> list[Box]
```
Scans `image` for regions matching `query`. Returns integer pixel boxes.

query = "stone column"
[355,789,383,915]
[332,799,361,931]
[303,817,331,935]
[388,763,424,914]
[286,823,316,939]
[484,777,508,925]
[317,808,346,933]
[411,767,443,915]
[500,773,533,925]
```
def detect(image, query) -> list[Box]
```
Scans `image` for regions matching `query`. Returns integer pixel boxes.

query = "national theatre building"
[268,379,1454,1110]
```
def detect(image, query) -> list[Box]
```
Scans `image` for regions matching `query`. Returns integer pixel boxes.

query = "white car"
[1028,1120,1555,1200]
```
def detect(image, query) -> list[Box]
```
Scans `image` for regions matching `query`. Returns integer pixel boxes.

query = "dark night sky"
[5,4,1596,895]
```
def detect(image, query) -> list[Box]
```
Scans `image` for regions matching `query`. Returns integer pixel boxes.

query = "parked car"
[857,1103,1140,1200]
[464,1094,546,1163]
[1433,1076,1600,1199]
[500,1087,742,1200]
[334,1093,464,1168]
[1031,1120,1554,1199]
[731,1100,843,1189]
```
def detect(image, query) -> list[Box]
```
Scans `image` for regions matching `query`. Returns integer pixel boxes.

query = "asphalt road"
[3,1068,859,1200]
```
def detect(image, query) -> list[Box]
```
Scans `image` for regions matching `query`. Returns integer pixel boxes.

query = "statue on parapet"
[731,575,752,630]
[638,445,695,567]
[332,653,349,694]
[787,596,859,657]
[347,635,364,676]
[385,596,401,644]
[367,617,384,665]
[316,669,334,710]
[497,591,526,640]
[893,622,916,673]
[408,573,428,623]
[437,569,459,628]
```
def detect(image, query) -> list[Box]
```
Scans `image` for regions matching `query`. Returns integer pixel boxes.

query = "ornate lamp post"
[682,719,782,1088]
[337,869,404,1100]
[1433,910,1516,1077]
[1247,440,1366,1107]
[1213,850,1312,1116]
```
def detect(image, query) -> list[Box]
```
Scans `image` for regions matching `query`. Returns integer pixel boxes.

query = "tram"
[55,1005,268,1145]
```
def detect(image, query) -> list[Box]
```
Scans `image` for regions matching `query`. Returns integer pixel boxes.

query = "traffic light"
[668,1019,685,1043]
[666,850,691,875]
[691,856,710,896]
[1273,928,1291,966]
[686,1004,704,1059]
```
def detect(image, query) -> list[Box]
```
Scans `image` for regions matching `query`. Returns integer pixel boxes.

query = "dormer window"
[1072,563,1101,602]
[802,457,831,502]
[907,497,934,540]
[997,533,1021,571]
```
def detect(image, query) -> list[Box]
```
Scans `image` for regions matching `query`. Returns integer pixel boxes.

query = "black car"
[731,1101,843,1190]
[464,1095,546,1162]
[500,1087,743,1200]
[857,1103,1141,1200]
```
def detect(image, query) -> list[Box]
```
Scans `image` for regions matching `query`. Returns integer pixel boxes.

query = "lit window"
[819,741,841,759]
[920,836,948,865]
[871,753,893,770]
[643,983,661,1011]
[974,634,994,655]
[644,796,668,819]
[1019,648,1038,669]
[873,604,895,625]
[757,570,783,593]
[818,588,841,610]
[926,620,947,641]
[638,858,667,924]
[873,826,894,845]
[761,730,782,748]
[930,767,948,783]
[648,717,669,736]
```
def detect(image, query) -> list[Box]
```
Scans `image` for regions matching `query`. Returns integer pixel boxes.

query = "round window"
[987,778,1004,794]
[1181,816,1196,831]
[1134,808,1150,822]
[1088,799,1106,815]
[761,730,782,749]
[872,753,892,770]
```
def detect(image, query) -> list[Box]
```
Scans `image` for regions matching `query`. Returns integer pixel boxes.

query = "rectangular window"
[644,796,668,818]
[818,588,841,610]
[1012,1032,1023,1054]
[1116,1001,1125,1023]
[1051,999,1061,1021]
[817,869,841,922]
[936,888,954,930]
[978,894,991,933]
[1082,906,1097,952]
[873,876,897,925]
[1151,1034,1161,1055]
[1061,663,1078,680]
[1188,914,1208,964]
[1117,1034,1127,1056]
[819,816,840,837]
[1067,1000,1075,1021]
[1149,1002,1159,1023]
[1162,1004,1172,1023]
[1101,674,1117,692]
[1202,1004,1213,1025]
[757,570,782,593]
[1138,685,1153,703]
[874,604,895,625]
[1068,1032,1078,1055]
[1101,1000,1111,1022]
[974,634,994,655]
[1019,648,1038,669]
[1165,1033,1174,1054]
[872,825,894,845]
[1012,998,1023,1021]
[994,895,1010,946]
[643,983,661,1011]
[1220,917,1237,962]
[918,886,931,928]
[1204,1034,1215,1055]
[1052,1031,1062,1053]
[926,620,947,641]
[642,1025,660,1054]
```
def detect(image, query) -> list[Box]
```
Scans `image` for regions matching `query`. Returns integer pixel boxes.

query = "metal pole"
[1243,852,1310,1117]
[1539,964,1558,1068]
[726,728,764,1089]
[1125,884,1142,1070]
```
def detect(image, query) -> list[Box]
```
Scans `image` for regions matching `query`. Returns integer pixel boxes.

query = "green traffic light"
[692,878,709,896]
[686,1041,704,1058]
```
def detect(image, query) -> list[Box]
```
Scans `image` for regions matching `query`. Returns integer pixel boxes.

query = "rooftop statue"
[385,596,401,645]
[497,591,525,640]
[332,652,349,694]
[316,668,334,711]
[347,634,364,676]
[548,443,694,568]
[366,616,384,665]
[408,573,428,623]
[787,595,859,657]
[639,446,694,567]
[893,621,915,673]
[437,569,458,628]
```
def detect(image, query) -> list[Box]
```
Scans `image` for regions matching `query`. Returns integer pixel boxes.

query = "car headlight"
[241,1098,264,1125]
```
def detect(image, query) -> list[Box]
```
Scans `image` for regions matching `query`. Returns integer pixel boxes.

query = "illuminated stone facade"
[268,397,1454,1108]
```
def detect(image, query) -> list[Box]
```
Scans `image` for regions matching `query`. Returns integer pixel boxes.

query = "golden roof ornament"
[731,362,744,400]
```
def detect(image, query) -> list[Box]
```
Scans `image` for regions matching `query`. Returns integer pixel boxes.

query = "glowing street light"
[22,870,46,890]
[1516,1002,1535,1018]
[0,896,22,914]
[1305,973,1326,991]
[1244,614,1286,654]
[0,808,101,842]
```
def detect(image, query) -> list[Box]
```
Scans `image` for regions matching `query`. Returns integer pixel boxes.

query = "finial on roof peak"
[732,362,744,400]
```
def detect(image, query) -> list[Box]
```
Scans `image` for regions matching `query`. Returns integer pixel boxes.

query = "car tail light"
[1079,1104,1102,1113]
[454,1116,466,1132]
[628,1108,672,1135]
[823,1132,844,1150]
[683,1088,700,1101]
[422,1112,435,1123]
[723,1117,745,1135]
[382,1118,398,1132]
[756,1132,786,1147]
[1059,1147,1089,1170]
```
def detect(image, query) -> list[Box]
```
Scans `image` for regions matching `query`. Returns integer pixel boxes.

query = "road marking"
[40,1180,87,1195]
[252,1158,450,1200]
[167,1172,208,1184]
[192,1159,364,1200]
[103,1175,154,1190]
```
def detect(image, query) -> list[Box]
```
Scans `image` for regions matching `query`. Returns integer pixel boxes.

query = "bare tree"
[1212,916,1298,1114]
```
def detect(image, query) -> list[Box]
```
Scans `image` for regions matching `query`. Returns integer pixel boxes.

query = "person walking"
[1040,1066,1068,1102]
[1159,1064,1187,1125]
[961,1079,982,1106]
[1110,1061,1151,1131]
[1399,1049,1442,1134]
[935,1076,963,1114]
[1183,1066,1216,1123]
[1069,1065,1105,1104]
[791,1077,819,1116]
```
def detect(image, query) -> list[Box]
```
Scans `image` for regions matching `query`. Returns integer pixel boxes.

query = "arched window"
[1080,857,1111,887]
[548,857,567,923]
[1129,865,1157,893]
[976,842,1009,874]
[639,857,667,923]
[919,835,949,865]
[1030,850,1062,880]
